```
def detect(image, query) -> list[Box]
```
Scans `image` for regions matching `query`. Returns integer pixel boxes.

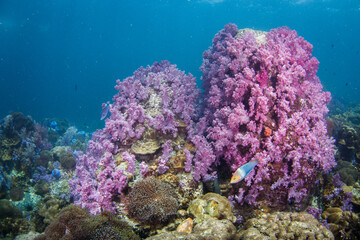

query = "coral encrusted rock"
[237,211,334,239]
[188,192,236,222]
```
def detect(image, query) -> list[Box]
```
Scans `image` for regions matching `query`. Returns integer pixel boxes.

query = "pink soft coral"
[69,61,201,214]
[201,24,335,207]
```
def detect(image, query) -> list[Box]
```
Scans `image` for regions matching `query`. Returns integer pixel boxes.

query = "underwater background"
[1,0,359,130]
[1,0,360,240]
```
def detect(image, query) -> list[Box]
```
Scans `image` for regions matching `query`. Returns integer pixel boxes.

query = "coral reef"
[69,60,207,214]
[0,112,51,170]
[146,193,237,240]
[0,217,35,239]
[322,174,354,212]
[192,218,236,240]
[0,112,54,201]
[41,119,69,145]
[35,204,140,240]
[0,166,12,197]
[322,207,360,239]
[0,199,34,239]
[15,231,41,240]
[188,192,235,222]
[0,23,350,240]
[55,126,90,152]
[34,150,53,168]
[146,219,236,240]
[37,196,67,225]
[329,104,360,163]
[0,199,22,218]
[0,113,88,238]
[146,232,202,240]
[52,146,76,170]
[176,217,193,233]
[237,211,334,239]
[9,186,25,201]
[34,181,50,196]
[127,176,179,225]
[334,160,359,186]
[199,24,335,207]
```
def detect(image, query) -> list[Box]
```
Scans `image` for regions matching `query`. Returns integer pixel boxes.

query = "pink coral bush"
[69,61,202,214]
[200,24,336,207]
[69,24,337,214]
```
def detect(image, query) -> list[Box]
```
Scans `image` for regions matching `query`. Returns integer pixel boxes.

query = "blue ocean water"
[0,0,359,130]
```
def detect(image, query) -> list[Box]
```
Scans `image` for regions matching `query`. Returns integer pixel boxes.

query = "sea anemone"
[127,176,178,224]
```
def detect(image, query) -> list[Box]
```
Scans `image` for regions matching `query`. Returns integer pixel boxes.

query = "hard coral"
[146,218,236,240]
[37,196,67,225]
[35,204,139,240]
[127,176,178,224]
[84,212,141,240]
[0,217,34,239]
[329,105,360,163]
[34,204,90,240]
[0,199,22,219]
[335,160,359,186]
[188,192,236,222]
[322,207,360,239]
[200,23,336,207]
[9,186,25,201]
[238,211,334,239]
[11,112,35,133]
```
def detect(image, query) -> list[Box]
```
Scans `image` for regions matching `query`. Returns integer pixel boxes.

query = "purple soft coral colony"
[201,24,336,207]
[69,24,337,215]
[69,61,201,214]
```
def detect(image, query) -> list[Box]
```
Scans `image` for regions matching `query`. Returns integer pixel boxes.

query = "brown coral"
[127,176,179,225]
[131,138,160,155]
[35,204,139,240]
[322,207,360,239]
[146,218,236,240]
[37,197,67,225]
[52,146,76,170]
[237,211,334,239]
[188,192,236,223]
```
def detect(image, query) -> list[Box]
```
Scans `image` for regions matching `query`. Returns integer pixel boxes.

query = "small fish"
[52,169,62,179]
[230,159,259,184]
[50,121,59,131]
[77,130,85,135]
[100,102,110,120]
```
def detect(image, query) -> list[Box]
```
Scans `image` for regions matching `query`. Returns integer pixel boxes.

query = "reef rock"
[322,207,360,239]
[237,211,334,239]
[15,231,41,240]
[176,217,193,233]
[146,218,236,240]
[192,218,236,240]
[188,192,236,222]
